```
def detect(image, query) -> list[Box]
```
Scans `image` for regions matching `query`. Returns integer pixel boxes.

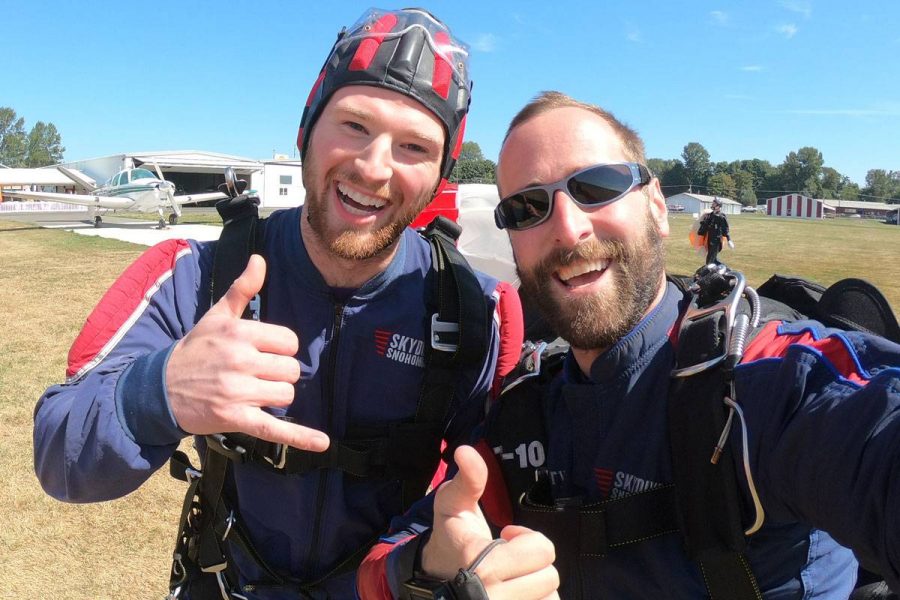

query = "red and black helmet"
[297,7,472,182]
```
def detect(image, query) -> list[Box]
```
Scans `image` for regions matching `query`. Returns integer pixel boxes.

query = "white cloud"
[777,23,798,38]
[779,0,812,18]
[710,10,729,25]
[741,65,764,72]
[471,33,497,52]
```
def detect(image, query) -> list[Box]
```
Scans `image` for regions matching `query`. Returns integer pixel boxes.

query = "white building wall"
[253,162,305,208]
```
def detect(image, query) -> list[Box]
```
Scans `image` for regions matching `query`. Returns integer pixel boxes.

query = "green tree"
[0,107,27,167]
[861,169,900,203]
[450,141,495,183]
[25,121,65,167]
[780,146,824,196]
[681,142,711,192]
[706,172,735,198]
[0,108,64,167]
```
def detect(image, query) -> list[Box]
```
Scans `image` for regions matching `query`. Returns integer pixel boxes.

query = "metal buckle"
[430,313,459,352]
[672,271,747,378]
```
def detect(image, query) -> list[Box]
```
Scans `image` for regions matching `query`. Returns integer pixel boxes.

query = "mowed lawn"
[0,213,898,599]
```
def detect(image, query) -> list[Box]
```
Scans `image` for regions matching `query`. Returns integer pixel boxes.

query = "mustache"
[534,239,627,275]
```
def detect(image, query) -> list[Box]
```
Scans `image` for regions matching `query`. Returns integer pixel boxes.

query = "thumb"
[212,254,266,318]
[436,445,488,516]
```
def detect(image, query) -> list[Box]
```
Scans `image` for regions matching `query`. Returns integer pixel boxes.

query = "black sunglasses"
[494,162,653,231]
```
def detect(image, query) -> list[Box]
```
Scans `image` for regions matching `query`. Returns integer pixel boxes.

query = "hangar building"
[664,192,741,215]
[58,150,304,208]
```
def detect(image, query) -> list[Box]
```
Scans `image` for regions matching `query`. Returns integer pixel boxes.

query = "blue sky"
[6,1,899,188]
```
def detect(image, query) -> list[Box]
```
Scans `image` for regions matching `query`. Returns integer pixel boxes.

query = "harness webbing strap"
[211,194,264,313]
[516,483,680,560]
[669,292,762,600]
[401,217,489,508]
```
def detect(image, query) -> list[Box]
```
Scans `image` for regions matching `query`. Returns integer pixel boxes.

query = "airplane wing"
[1,188,135,209]
[172,191,228,205]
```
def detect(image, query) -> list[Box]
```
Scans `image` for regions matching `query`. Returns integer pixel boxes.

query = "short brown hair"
[502,91,646,163]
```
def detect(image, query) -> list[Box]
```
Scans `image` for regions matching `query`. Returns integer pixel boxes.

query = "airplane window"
[131,169,156,180]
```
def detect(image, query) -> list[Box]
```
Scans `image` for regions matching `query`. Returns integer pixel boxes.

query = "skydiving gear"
[482,264,900,599]
[166,194,493,598]
[297,7,472,182]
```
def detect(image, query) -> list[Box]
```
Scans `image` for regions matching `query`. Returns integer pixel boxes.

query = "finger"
[483,565,560,600]
[237,320,300,356]
[250,352,302,383]
[242,410,330,452]
[435,445,487,516]
[478,529,556,583]
[211,254,267,318]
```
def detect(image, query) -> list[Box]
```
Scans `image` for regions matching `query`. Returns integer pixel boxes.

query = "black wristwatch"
[401,575,458,600]
[400,539,506,600]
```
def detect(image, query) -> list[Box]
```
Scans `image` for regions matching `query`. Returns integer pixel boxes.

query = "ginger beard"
[517,205,666,351]
[302,152,436,261]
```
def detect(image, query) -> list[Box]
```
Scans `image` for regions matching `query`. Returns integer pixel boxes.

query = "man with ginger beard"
[358,91,900,600]
[32,9,524,599]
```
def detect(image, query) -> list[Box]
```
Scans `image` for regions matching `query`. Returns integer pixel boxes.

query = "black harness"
[167,194,491,599]
[484,264,900,599]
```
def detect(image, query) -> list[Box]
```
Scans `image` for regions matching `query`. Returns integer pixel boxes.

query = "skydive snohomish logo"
[375,329,426,368]
[595,467,663,499]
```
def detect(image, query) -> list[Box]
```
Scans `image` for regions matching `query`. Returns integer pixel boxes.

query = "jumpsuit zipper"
[307,302,345,579]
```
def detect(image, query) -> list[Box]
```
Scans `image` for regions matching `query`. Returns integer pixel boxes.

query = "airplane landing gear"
[168,213,178,226]
[156,207,167,229]
[94,215,102,228]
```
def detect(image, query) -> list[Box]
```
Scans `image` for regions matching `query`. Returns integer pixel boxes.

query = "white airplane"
[4,165,227,228]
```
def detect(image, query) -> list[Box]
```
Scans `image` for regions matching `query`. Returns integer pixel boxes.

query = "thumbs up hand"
[166,254,329,452]
[421,446,559,599]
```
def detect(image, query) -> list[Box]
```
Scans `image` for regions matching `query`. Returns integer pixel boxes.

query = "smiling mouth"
[556,259,611,288]
[336,182,387,215]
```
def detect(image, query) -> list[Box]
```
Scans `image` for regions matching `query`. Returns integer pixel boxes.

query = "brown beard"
[302,154,434,261]
[517,206,666,350]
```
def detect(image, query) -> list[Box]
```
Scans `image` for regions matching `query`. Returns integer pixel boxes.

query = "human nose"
[354,135,394,183]
[546,189,593,246]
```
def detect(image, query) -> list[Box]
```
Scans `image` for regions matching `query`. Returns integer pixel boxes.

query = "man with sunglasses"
[32,8,525,599]
[359,91,900,599]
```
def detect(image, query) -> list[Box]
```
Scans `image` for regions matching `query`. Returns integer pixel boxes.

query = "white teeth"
[337,183,386,209]
[557,260,609,283]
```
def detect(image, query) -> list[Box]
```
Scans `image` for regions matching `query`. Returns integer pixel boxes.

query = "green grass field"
[0,212,897,598]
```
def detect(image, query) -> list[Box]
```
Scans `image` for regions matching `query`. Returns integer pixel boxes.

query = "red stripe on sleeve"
[66,239,191,379]
[349,14,398,71]
[358,538,411,600]
[741,320,867,384]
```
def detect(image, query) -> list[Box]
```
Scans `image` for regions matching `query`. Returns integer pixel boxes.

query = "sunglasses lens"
[498,189,551,230]
[568,164,635,205]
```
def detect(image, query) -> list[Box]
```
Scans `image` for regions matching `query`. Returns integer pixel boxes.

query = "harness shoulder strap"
[210,194,266,311]
[669,265,762,600]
